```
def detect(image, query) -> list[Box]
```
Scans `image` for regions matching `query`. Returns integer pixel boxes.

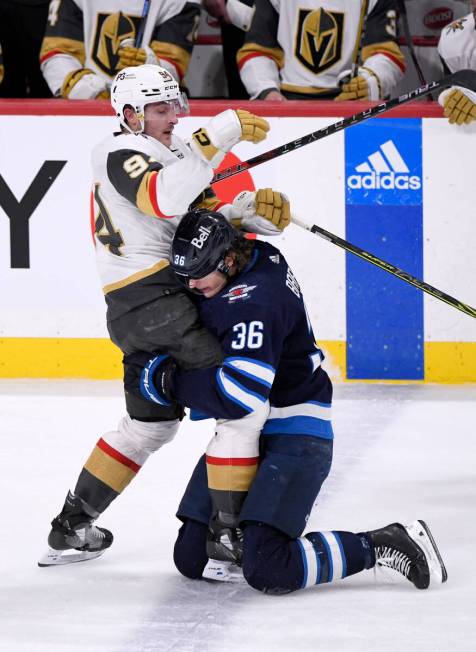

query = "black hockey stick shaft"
[134,0,151,47]
[397,0,428,89]
[211,69,476,184]
[292,217,476,319]
[351,0,370,77]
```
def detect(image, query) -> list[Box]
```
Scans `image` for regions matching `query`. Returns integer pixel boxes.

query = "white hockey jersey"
[438,10,476,72]
[392,0,470,95]
[237,0,405,98]
[40,0,200,95]
[91,131,214,294]
[401,1,470,39]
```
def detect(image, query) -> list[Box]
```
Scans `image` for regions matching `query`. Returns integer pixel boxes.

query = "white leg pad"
[206,401,269,459]
[102,416,180,466]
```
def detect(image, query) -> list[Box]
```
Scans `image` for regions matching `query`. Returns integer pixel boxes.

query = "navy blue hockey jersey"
[172,240,333,440]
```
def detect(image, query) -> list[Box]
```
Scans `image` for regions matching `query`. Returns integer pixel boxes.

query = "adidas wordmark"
[347,140,421,191]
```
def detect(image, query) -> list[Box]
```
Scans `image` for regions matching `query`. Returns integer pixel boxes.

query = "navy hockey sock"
[242,523,375,594]
[299,530,375,588]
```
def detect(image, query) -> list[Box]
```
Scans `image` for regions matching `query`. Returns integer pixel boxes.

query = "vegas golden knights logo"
[295,9,344,74]
[92,12,141,76]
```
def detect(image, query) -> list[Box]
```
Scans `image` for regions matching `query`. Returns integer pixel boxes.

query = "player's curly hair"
[229,235,255,274]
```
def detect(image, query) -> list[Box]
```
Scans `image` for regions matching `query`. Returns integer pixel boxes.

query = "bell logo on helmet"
[191,225,212,250]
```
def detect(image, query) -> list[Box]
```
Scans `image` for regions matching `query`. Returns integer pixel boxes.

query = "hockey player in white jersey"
[438,2,476,125]
[39,64,290,566]
[237,0,406,101]
[39,0,201,98]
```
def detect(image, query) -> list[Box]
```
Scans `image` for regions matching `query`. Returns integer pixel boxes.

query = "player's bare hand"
[263,90,287,102]
[203,0,230,23]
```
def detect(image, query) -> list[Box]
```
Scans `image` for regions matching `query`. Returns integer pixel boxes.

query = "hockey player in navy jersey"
[127,211,448,594]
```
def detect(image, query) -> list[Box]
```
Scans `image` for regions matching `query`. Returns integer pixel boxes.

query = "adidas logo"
[347,140,421,191]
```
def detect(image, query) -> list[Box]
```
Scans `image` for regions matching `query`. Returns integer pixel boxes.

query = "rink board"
[0,101,475,381]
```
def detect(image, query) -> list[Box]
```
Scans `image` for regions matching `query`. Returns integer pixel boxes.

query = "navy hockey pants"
[174,519,373,594]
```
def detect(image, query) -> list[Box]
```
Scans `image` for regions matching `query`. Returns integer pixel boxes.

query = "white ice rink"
[1,380,475,652]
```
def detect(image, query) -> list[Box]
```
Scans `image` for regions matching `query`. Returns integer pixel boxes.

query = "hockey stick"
[291,216,476,319]
[211,69,476,184]
[397,0,428,90]
[351,0,370,78]
[134,0,151,47]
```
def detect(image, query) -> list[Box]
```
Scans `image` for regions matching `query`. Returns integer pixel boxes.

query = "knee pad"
[173,519,209,580]
[102,415,179,466]
[242,523,302,594]
[209,401,269,458]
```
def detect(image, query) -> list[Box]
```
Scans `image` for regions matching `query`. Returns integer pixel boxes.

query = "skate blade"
[38,547,106,567]
[406,520,448,584]
[202,559,246,584]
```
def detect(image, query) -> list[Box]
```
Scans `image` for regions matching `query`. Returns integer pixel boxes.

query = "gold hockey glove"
[117,45,148,69]
[191,109,270,167]
[255,188,290,230]
[235,109,270,143]
[335,67,381,101]
[443,88,476,125]
[230,188,290,235]
[117,39,158,71]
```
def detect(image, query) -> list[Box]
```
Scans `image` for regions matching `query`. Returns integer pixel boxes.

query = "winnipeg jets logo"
[222,284,257,302]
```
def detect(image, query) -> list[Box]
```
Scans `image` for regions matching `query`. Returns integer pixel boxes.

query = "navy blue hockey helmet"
[171,210,239,286]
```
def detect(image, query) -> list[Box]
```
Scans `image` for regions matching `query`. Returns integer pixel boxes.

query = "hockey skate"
[206,511,243,565]
[202,559,246,584]
[366,520,447,589]
[38,491,113,567]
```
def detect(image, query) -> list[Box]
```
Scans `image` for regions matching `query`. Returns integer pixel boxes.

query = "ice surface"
[1,380,475,652]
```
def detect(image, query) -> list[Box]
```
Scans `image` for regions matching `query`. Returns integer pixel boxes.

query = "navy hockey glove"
[125,352,177,406]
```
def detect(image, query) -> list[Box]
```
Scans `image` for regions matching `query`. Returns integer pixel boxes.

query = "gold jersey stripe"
[237,42,285,70]
[103,259,169,295]
[84,446,137,493]
[362,40,406,71]
[206,463,258,492]
[40,36,86,66]
[136,170,160,216]
[150,41,190,78]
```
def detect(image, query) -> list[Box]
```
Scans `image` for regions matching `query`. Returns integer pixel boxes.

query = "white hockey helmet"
[111,64,189,133]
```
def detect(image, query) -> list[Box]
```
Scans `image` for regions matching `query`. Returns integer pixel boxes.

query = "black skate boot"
[206,511,243,565]
[38,491,113,567]
[366,520,447,589]
[202,512,245,584]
